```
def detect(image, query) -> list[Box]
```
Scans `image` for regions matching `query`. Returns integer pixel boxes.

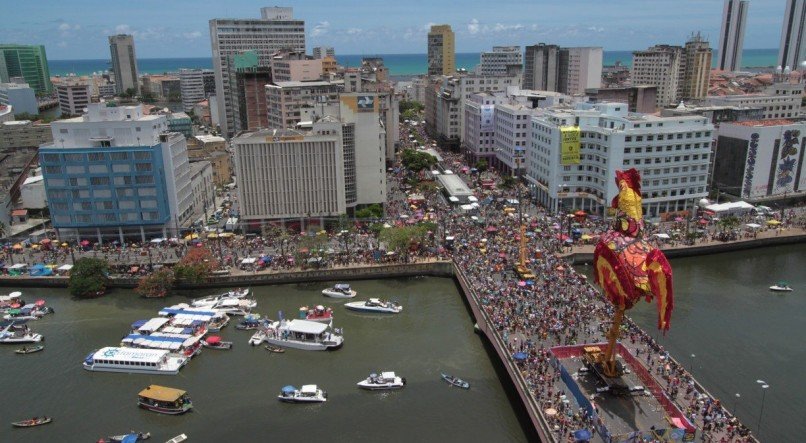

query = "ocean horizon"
[49,49,780,78]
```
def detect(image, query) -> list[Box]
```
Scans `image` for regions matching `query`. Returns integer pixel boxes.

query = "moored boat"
[83,347,188,375]
[236,314,264,330]
[0,322,43,343]
[11,416,52,428]
[441,372,470,389]
[277,385,327,403]
[201,335,232,350]
[344,298,402,314]
[264,344,285,353]
[103,431,151,442]
[165,434,188,443]
[357,371,406,390]
[210,298,256,316]
[15,345,44,354]
[769,281,793,292]
[137,385,193,415]
[300,305,333,323]
[191,288,250,307]
[207,313,230,332]
[248,319,343,351]
[322,283,357,298]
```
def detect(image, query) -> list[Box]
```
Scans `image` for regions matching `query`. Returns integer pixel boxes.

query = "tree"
[337,215,355,255]
[13,112,40,121]
[379,224,431,258]
[68,258,109,297]
[174,246,219,283]
[399,100,424,122]
[135,267,175,298]
[500,175,516,189]
[401,149,437,172]
[475,159,488,173]
[355,203,383,219]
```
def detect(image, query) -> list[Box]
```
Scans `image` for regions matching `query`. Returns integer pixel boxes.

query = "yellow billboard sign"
[560,126,581,165]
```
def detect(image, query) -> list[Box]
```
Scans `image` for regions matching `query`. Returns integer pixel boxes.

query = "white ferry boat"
[278,384,327,403]
[322,284,357,298]
[83,346,188,375]
[248,319,343,351]
[344,298,403,314]
[0,322,43,343]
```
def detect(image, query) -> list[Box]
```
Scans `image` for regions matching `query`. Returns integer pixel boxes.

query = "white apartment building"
[265,80,343,129]
[717,0,749,71]
[188,161,215,222]
[56,81,91,116]
[479,46,522,76]
[179,69,209,112]
[714,120,806,201]
[209,6,305,137]
[523,44,602,95]
[108,34,139,95]
[563,47,603,95]
[778,0,806,70]
[0,82,37,115]
[494,101,535,174]
[706,81,803,119]
[527,102,714,219]
[632,46,684,108]
[464,93,505,164]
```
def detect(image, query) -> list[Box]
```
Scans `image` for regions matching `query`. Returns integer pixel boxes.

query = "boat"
[104,432,151,442]
[137,385,193,415]
[277,385,327,403]
[248,319,343,351]
[210,298,256,316]
[0,322,43,343]
[344,298,403,314]
[264,344,285,353]
[11,416,52,428]
[201,335,232,350]
[236,314,264,330]
[299,305,334,323]
[83,347,188,375]
[15,345,44,354]
[190,288,250,307]
[441,373,470,389]
[165,434,188,443]
[321,283,357,298]
[207,313,230,332]
[769,281,794,292]
[357,371,406,390]
[121,332,203,358]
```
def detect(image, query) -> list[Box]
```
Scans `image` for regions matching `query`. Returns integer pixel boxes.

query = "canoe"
[441,372,470,389]
[15,345,44,354]
[264,344,285,353]
[11,416,52,427]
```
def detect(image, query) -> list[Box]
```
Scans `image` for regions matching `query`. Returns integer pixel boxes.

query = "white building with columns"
[526,102,714,219]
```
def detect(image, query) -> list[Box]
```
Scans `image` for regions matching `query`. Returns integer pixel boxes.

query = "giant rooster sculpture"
[593,168,674,377]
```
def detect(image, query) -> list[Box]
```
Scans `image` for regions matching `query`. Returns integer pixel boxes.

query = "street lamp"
[555,184,567,215]
[756,380,769,438]
[733,393,741,417]
[689,353,695,372]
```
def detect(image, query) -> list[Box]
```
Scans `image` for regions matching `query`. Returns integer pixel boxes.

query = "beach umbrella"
[517,281,526,287]
[40,238,51,244]
[35,299,46,306]
[573,429,592,442]
[544,408,558,416]
[61,242,69,247]
[674,217,684,222]
[80,240,90,246]
[205,335,221,345]
[574,210,586,217]
[12,243,23,250]
[513,352,528,361]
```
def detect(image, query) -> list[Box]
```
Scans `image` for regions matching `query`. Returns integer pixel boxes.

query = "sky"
[3,0,790,60]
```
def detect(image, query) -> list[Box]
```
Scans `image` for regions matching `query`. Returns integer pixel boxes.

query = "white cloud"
[57,41,67,48]
[468,19,480,35]
[492,23,524,32]
[58,23,70,31]
[312,21,330,38]
[115,24,132,34]
[182,31,202,39]
[587,26,605,33]
[423,22,437,32]
[346,27,362,35]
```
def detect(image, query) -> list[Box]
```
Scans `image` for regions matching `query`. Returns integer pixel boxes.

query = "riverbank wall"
[562,233,806,265]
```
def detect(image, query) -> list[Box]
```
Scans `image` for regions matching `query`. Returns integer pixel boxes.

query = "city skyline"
[3,0,793,59]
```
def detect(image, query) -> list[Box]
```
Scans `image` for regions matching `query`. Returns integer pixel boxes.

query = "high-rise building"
[526,102,714,218]
[179,69,215,112]
[265,79,343,129]
[778,0,806,70]
[270,51,323,82]
[209,6,305,137]
[0,44,52,95]
[108,35,139,95]
[478,46,522,76]
[523,44,602,94]
[56,80,91,116]
[312,46,335,59]
[717,0,749,71]
[0,82,38,115]
[40,103,194,241]
[427,25,455,76]
[682,33,713,100]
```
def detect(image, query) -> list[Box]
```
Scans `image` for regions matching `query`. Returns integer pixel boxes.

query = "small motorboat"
[322,283,357,298]
[15,345,44,354]
[344,298,402,314]
[278,385,327,403]
[300,305,333,323]
[236,314,264,330]
[165,434,188,443]
[201,336,232,350]
[191,288,250,307]
[207,313,230,332]
[103,431,151,442]
[211,298,256,316]
[769,281,794,292]
[441,373,470,389]
[264,344,285,353]
[11,416,52,427]
[357,371,406,390]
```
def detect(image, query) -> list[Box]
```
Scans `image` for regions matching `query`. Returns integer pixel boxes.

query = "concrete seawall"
[562,233,806,265]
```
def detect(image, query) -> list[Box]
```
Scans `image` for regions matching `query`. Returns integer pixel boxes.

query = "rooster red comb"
[615,168,642,195]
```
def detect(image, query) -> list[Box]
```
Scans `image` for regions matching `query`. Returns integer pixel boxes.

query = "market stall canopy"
[745,223,762,229]
[767,219,782,225]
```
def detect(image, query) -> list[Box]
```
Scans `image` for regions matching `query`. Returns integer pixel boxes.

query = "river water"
[580,244,805,442]
[0,278,531,443]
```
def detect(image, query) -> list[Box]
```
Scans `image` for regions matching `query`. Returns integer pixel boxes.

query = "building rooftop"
[195,135,226,143]
[271,80,343,88]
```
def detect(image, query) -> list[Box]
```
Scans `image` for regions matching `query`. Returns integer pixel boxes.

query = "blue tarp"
[131,319,149,329]
[29,264,52,276]
[123,334,185,343]
[121,435,138,443]
[159,308,216,316]
[513,352,528,361]
[573,429,592,441]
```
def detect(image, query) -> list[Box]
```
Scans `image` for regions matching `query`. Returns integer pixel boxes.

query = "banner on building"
[480,105,495,131]
[560,126,581,165]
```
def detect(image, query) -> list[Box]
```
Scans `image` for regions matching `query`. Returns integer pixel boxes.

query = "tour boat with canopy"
[83,347,188,375]
[248,318,343,351]
[357,371,406,390]
[0,321,43,343]
[321,283,357,298]
[137,385,193,415]
[201,335,232,350]
[277,384,327,403]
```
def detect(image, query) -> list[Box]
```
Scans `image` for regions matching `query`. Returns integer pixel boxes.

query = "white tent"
[653,233,671,239]
[705,201,754,216]
[745,223,762,229]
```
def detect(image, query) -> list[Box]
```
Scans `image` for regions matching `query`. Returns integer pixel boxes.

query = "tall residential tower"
[717,0,749,71]
[108,35,139,95]
[778,0,806,70]
[0,44,52,95]
[427,25,455,76]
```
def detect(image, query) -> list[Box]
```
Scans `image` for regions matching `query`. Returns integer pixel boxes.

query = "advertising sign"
[480,105,494,131]
[560,126,581,165]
